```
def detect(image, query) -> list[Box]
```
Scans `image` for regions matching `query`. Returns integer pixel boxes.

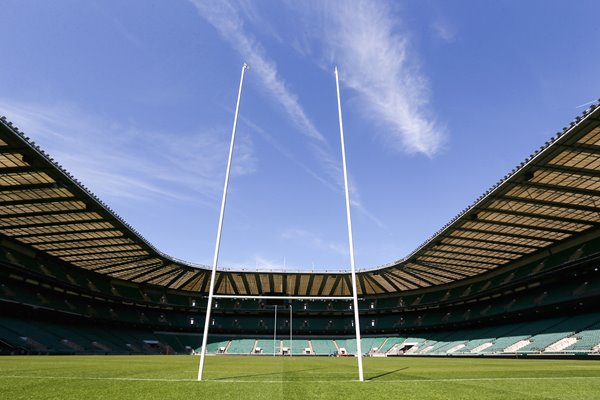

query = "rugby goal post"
[197,64,364,382]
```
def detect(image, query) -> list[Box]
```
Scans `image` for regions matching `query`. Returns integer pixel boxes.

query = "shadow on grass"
[211,367,325,381]
[367,367,409,381]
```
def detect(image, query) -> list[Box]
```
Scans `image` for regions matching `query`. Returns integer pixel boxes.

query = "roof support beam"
[454,226,555,243]
[31,236,129,247]
[381,274,413,291]
[316,275,330,297]
[425,247,515,262]
[89,257,153,273]
[293,273,302,296]
[342,275,352,295]
[0,197,80,207]
[124,264,166,281]
[375,272,405,292]
[420,252,498,267]
[408,261,471,279]
[362,274,389,293]
[475,217,579,235]
[239,273,251,295]
[214,272,227,294]
[163,270,189,289]
[32,235,128,247]
[282,274,288,295]
[414,267,470,282]
[0,147,29,154]
[199,271,210,294]
[0,182,64,191]
[0,208,90,219]
[55,248,146,258]
[436,241,527,256]
[41,241,137,252]
[411,269,456,286]
[482,206,593,226]
[11,226,117,239]
[267,273,275,294]
[0,218,106,230]
[398,268,440,286]
[254,273,264,294]
[560,143,600,154]
[441,232,542,250]
[517,181,600,198]
[0,166,54,174]
[535,163,600,179]
[137,267,178,285]
[305,274,315,296]
[414,257,492,272]
[69,255,146,267]
[383,269,423,289]
[500,195,600,214]
[327,274,343,296]
[226,273,240,295]
[178,271,203,292]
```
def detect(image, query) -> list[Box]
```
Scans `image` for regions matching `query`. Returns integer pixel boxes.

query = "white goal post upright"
[335,66,364,382]
[198,63,249,382]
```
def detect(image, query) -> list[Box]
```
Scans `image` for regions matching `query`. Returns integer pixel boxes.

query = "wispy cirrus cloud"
[294,1,446,157]
[193,0,439,231]
[0,99,256,205]
[189,0,324,143]
[190,0,386,230]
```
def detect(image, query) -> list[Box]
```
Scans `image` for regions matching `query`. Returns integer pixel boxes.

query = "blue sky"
[1,0,599,272]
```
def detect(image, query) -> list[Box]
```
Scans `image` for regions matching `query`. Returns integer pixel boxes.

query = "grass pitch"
[2,355,600,399]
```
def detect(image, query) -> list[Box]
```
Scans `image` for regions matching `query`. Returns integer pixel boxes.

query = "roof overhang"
[1,101,599,296]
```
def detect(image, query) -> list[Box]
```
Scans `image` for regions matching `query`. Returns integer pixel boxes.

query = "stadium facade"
[1,102,600,357]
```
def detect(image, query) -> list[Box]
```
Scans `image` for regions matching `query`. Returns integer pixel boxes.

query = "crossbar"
[212,295,355,300]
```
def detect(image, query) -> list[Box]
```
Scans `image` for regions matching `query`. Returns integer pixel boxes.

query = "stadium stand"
[4,311,600,357]
[516,314,600,353]
[1,102,600,358]
[563,321,600,353]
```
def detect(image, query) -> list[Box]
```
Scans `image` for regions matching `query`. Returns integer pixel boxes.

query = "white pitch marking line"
[203,376,600,383]
[1,375,600,384]
[0,375,195,382]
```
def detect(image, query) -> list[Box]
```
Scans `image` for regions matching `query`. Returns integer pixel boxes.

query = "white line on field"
[1,375,600,384]
[0,375,195,382]
[204,376,600,383]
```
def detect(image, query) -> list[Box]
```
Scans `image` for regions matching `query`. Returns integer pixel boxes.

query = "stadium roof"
[1,102,600,296]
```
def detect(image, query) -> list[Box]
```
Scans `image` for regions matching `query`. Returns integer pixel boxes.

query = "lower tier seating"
[3,312,600,356]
